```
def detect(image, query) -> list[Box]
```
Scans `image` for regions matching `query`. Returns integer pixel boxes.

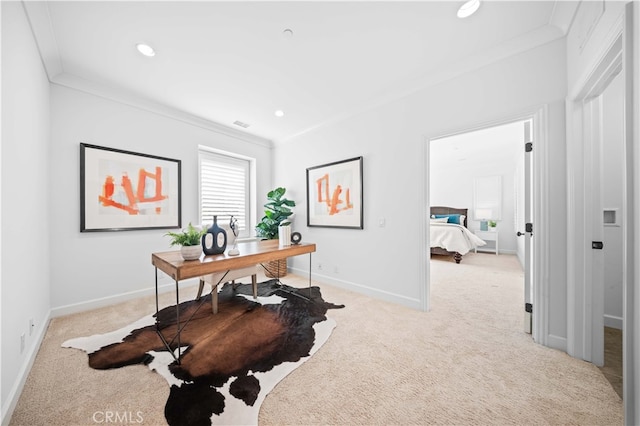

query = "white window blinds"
[199,150,251,237]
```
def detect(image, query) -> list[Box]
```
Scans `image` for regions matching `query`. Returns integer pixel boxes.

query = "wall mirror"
[473,175,502,220]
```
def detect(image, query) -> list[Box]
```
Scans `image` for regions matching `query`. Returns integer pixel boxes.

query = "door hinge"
[525,223,533,233]
[525,142,533,152]
[525,303,533,313]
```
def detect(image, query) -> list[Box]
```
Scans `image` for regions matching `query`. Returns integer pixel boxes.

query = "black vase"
[202,216,227,255]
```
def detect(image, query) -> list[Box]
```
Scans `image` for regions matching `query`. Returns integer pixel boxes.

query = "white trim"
[604,314,623,330]
[50,279,199,318]
[423,108,550,345]
[532,106,550,347]
[288,266,422,311]
[280,25,565,145]
[566,18,625,365]
[51,74,272,149]
[624,2,638,422]
[547,334,568,352]
[421,136,430,312]
[21,1,63,79]
[1,311,50,426]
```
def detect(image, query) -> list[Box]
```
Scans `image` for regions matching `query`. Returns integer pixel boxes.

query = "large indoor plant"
[256,187,295,276]
[165,222,206,260]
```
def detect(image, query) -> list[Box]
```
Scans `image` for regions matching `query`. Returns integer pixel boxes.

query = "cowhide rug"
[63,280,343,426]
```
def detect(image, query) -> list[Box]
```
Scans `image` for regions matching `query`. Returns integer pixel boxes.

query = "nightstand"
[474,230,499,255]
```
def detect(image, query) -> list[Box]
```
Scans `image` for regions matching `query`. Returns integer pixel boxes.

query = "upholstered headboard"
[430,206,468,228]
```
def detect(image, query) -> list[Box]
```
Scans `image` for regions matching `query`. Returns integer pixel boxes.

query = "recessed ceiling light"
[136,43,156,57]
[275,110,285,118]
[457,0,481,18]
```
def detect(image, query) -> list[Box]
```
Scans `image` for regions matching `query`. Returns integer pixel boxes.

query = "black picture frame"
[80,143,181,232]
[306,156,363,229]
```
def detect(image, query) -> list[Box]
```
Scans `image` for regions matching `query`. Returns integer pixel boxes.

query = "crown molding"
[22,0,63,80]
[281,24,566,144]
[51,73,273,149]
[22,1,272,149]
[549,0,581,35]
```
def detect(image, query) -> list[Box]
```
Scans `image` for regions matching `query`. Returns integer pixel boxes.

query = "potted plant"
[165,222,207,260]
[256,187,295,276]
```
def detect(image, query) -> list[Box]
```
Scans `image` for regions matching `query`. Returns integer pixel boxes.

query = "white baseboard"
[604,314,623,330]
[547,334,568,351]
[50,278,199,318]
[1,311,51,426]
[288,266,422,310]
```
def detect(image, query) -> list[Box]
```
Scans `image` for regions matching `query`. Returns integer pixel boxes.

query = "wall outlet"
[317,263,323,271]
[29,318,34,336]
[20,334,25,354]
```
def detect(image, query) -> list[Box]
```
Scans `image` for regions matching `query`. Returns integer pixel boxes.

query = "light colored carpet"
[9,253,622,425]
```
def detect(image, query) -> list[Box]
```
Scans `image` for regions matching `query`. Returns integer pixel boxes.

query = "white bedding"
[430,222,486,255]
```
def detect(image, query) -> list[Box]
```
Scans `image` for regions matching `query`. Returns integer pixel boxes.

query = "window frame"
[198,146,256,239]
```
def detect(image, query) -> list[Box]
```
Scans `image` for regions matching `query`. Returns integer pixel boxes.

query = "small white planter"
[180,245,202,261]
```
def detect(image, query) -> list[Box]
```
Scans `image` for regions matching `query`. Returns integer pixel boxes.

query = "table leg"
[155,268,159,314]
[175,278,181,363]
[309,252,312,297]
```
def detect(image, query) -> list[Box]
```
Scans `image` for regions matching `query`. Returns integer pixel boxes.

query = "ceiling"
[430,120,524,168]
[24,1,577,145]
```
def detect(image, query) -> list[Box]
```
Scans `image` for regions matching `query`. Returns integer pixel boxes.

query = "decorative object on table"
[202,215,227,255]
[62,280,344,426]
[278,223,292,247]
[228,215,240,256]
[165,222,206,260]
[475,208,493,231]
[306,156,363,229]
[256,187,295,277]
[488,220,497,230]
[80,143,181,232]
[291,231,302,245]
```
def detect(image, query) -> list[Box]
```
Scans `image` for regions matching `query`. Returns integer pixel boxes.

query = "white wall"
[1,1,51,420]
[49,85,273,311]
[602,72,624,329]
[274,37,568,342]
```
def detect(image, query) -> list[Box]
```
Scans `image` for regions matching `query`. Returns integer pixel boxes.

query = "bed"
[430,206,486,263]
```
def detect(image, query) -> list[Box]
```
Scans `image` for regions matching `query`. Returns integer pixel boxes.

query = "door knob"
[517,231,525,237]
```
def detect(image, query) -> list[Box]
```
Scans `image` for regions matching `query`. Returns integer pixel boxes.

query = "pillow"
[430,217,448,223]
[433,214,464,225]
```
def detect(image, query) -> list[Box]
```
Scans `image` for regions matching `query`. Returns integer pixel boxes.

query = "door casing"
[422,107,550,346]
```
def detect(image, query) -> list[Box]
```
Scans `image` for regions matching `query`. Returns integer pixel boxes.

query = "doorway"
[426,118,532,333]
[591,61,625,399]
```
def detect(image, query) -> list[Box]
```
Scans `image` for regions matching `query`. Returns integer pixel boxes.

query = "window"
[199,148,253,238]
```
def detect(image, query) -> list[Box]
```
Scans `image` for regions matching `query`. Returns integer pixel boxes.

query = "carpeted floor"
[9,253,622,425]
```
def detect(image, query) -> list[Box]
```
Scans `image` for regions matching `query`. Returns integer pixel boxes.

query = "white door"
[519,119,534,334]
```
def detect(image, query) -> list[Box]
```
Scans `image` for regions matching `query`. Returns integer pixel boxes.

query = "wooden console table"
[152,239,316,362]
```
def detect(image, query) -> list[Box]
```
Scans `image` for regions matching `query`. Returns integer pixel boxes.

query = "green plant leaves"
[256,187,296,239]
[165,222,206,247]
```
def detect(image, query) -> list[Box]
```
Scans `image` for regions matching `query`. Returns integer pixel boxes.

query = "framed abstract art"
[80,143,181,232]
[306,156,363,229]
